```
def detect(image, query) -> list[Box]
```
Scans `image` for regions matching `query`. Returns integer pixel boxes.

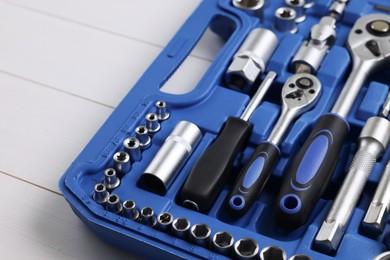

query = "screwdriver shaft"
[240,71,276,121]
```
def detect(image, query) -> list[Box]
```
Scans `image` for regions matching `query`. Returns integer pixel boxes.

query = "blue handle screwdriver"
[227,73,322,217]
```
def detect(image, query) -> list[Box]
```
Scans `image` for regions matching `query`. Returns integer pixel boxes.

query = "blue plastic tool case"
[59,0,390,259]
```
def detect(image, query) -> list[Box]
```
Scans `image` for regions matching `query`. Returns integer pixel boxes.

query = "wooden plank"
[1,0,204,57]
[0,173,136,259]
[0,72,112,193]
[0,3,214,107]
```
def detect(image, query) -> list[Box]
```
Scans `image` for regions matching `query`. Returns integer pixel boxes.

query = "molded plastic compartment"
[59,0,390,259]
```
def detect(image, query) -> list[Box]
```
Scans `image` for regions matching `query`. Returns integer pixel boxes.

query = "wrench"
[227,73,322,217]
[274,14,390,230]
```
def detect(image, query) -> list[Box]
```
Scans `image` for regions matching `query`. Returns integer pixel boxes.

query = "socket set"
[59,0,390,259]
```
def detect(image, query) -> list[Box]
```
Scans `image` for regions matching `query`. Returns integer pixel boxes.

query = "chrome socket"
[234,238,260,259]
[146,112,161,134]
[103,168,120,192]
[123,200,140,221]
[155,101,170,121]
[140,207,157,227]
[285,0,306,23]
[225,28,278,93]
[172,218,191,239]
[113,151,131,177]
[123,137,142,162]
[274,7,298,33]
[260,246,287,260]
[140,121,202,195]
[212,231,234,256]
[232,0,264,19]
[135,125,151,149]
[190,223,211,248]
[92,183,109,205]
[105,194,123,214]
[157,212,174,232]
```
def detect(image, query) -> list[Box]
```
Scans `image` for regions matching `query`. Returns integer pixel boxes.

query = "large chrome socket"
[140,121,202,195]
[225,28,278,93]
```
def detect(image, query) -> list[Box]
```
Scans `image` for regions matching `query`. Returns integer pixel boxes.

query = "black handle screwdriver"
[227,73,322,217]
[180,71,276,213]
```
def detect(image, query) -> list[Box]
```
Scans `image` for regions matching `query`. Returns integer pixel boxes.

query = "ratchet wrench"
[274,14,390,230]
[227,74,322,217]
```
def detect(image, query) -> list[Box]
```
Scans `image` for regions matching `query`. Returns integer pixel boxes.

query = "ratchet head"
[348,14,390,73]
[282,73,322,114]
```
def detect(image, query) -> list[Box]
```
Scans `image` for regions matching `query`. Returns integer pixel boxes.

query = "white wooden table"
[0,1,222,258]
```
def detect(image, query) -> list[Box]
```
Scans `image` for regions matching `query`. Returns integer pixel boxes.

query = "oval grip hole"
[160,15,236,94]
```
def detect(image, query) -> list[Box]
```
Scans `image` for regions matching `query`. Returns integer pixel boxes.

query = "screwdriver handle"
[274,113,349,230]
[180,117,252,213]
[227,141,280,217]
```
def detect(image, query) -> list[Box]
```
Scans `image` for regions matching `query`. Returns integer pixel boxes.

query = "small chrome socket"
[122,200,140,221]
[155,101,170,121]
[92,183,109,205]
[285,0,306,23]
[190,223,211,248]
[135,126,151,149]
[113,151,131,177]
[260,246,287,260]
[140,207,157,227]
[274,7,298,33]
[212,231,234,256]
[123,137,142,162]
[105,194,123,214]
[234,238,260,259]
[157,212,174,232]
[232,0,264,19]
[146,112,161,134]
[103,168,120,192]
[172,218,191,239]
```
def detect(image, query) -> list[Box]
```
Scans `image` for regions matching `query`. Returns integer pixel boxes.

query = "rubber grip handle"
[274,113,349,230]
[227,141,280,217]
[180,117,252,213]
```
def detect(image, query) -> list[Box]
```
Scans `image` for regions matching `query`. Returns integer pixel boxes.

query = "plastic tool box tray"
[59,0,390,259]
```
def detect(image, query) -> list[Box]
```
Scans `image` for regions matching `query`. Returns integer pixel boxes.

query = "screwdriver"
[274,14,390,230]
[180,71,276,213]
[226,73,322,217]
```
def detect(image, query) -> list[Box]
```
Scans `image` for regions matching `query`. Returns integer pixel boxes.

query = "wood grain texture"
[0,173,134,259]
[0,0,207,258]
